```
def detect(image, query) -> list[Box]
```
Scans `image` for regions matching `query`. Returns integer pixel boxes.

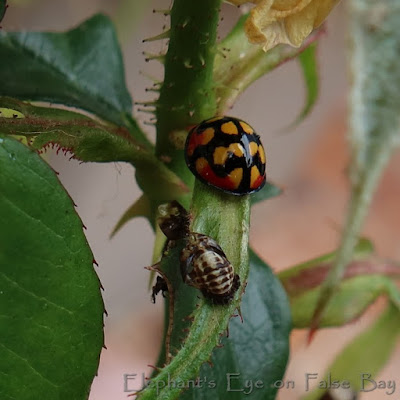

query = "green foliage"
[293,43,319,125]
[303,304,400,400]
[0,136,104,400]
[280,239,400,327]
[0,0,7,23]
[0,97,188,203]
[2,2,398,400]
[180,250,291,400]
[214,14,321,115]
[311,0,400,332]
[0,14,150,146]
[251,181,282,205]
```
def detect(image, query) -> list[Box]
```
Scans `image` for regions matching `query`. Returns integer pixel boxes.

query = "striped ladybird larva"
[180,233,240,304]
[152,201,240,305]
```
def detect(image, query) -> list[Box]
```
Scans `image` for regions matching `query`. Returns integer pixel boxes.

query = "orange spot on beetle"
[221,121,238,135]
[249,142,258,157]
[213,143,245,165]
[239,121,254,134]
[187,128,215,156]
[250,165,264,189]
[258,145,266,164]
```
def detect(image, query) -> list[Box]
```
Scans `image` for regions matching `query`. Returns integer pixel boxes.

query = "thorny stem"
[137,2,252,400]
[310,0,400,336]
[155,0,220,188]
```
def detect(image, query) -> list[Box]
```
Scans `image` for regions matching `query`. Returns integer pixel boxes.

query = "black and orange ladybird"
[152,201,240,304]
[185,116,266,195]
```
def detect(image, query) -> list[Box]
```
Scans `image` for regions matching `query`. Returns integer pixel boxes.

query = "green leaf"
[0,97,189,202]
[278,239,400,328]
[293,43,319,125]
[278,238,374,297]
[250,181,282,205]
[180,249,291,400]
[0,0,7,24]
[0,136,104,399]
[302,303,400,400]
[290,275,400,328]
[110,194,153,238]
[0,14,142,135]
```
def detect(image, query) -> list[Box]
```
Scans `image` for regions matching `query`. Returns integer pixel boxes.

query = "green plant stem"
[138,183,250,400]
[155,0,220,187]
[311,0,400,332]
[136,1,256,399]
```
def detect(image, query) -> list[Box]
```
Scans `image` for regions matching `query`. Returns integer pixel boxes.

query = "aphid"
[185,116,266,195]
[151,201,240,304]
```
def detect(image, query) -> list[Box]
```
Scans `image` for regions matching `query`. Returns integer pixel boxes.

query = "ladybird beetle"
[152,201,240,304]
[185,116,266,195]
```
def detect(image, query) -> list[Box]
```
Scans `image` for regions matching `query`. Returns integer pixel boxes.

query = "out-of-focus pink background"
[4,1,400,399]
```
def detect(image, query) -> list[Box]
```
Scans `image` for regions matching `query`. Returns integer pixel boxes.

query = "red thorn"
[93,258,99,266]
[307,326,318,345]
[237,306,244,323]
[103,344,108,350]
[82,223,87,230]
[147,364,161,371]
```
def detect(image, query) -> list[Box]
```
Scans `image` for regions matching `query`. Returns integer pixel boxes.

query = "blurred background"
[3,1,400,399]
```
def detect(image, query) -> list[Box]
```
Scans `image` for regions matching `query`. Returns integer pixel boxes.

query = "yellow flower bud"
[228,0,341,51]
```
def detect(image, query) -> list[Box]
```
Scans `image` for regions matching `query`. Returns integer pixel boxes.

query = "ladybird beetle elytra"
[213,143,245,165]
[186,127,215,157]
[152,201,240,305]
[221,121,238,135]
[184,116,266,195]
[248,142,258,157]
[258,145,266,164]
[239,121,254,134]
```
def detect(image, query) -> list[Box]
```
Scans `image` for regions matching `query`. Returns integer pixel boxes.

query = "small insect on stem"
[156,201,241,304]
